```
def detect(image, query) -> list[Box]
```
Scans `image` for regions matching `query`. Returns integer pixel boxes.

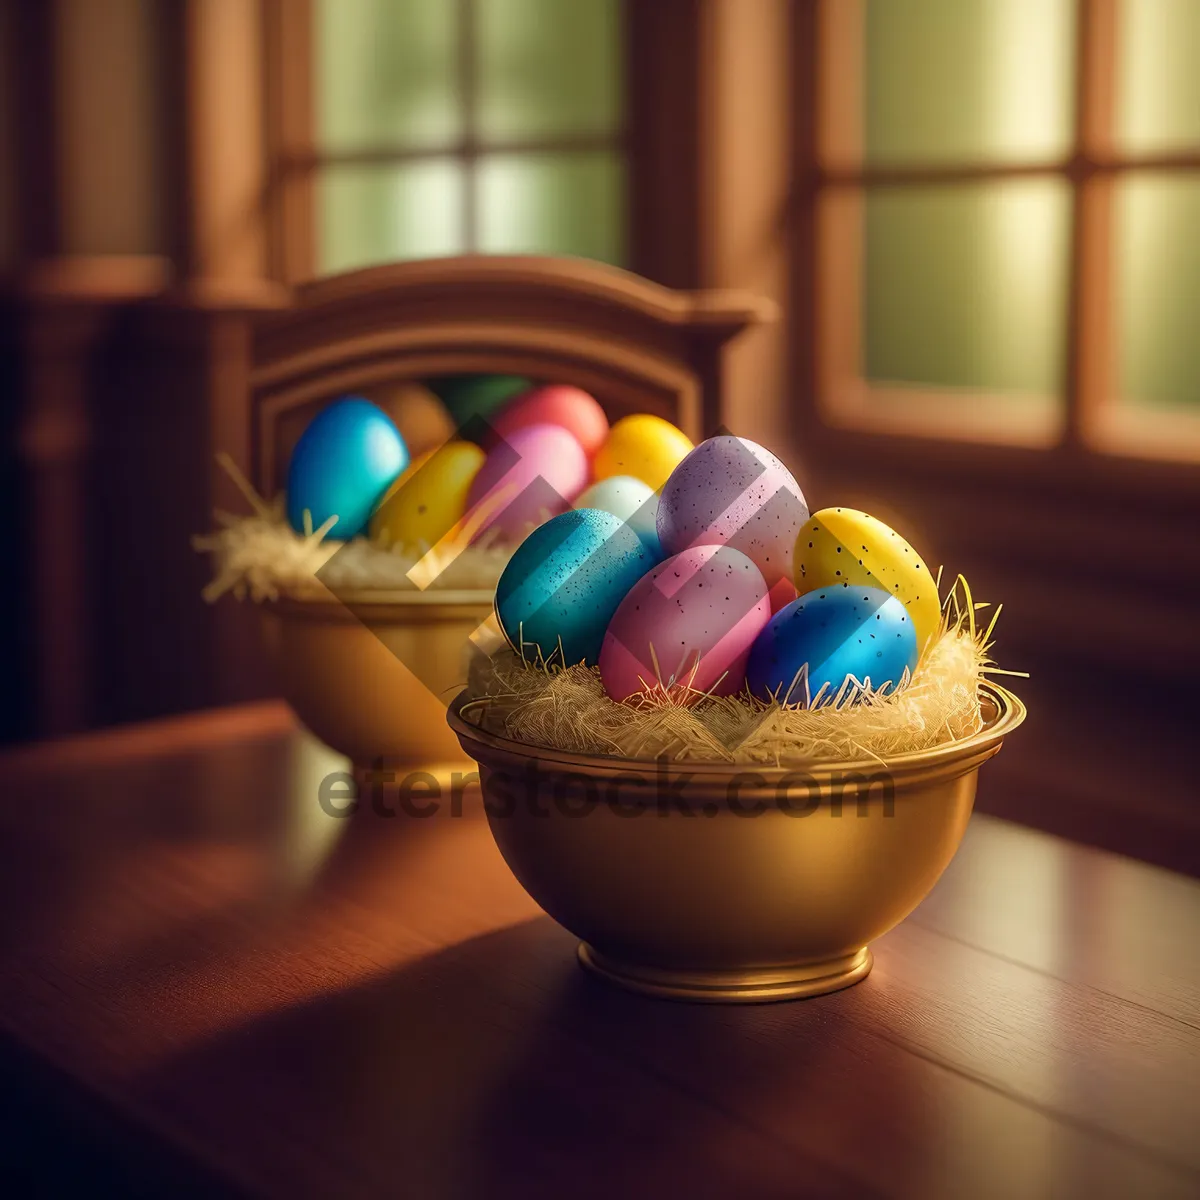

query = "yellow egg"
[793,508,942,653]
[369,440,486,550]
[592,415,694,492]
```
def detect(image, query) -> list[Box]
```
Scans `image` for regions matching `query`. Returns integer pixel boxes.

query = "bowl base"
[577,943,872,1004]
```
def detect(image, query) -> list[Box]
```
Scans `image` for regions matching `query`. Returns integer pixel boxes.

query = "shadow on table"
[130,917,891,1198]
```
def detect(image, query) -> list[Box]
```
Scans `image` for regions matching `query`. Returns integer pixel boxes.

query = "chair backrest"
[249,255,774,496]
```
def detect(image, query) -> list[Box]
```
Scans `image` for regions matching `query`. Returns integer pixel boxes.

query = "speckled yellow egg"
[793,508,941,654]
[592,415,694,492]
[369,439,486,550]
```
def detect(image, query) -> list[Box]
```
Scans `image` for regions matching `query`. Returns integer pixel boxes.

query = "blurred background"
[1,0,1197,869]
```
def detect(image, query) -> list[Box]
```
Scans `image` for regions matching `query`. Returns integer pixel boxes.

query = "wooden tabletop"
[0,704,1197,1200]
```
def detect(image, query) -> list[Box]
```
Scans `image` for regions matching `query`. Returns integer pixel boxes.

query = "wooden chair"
[240,255,774,773]
[248,255,775,497]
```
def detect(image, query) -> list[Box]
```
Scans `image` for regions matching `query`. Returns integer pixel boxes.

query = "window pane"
[477,151,624,263]
[863,181,1071,395]
[475,0,622,141]
[1116,174,1200,412]
[1117,0,1200,152]
[316,0,460,151]
[317,161,465,274]
[863,0,1076,165]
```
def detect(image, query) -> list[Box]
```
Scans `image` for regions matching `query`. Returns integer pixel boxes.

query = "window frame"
[798,0,1200,487]
[262,0,633,283]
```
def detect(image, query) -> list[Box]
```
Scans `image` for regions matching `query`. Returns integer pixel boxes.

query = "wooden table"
[0,703,1197,1199]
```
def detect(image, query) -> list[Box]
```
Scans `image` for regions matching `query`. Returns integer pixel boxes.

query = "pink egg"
[467,423,589,543]
[488,384,610,458]
[599,545,771,702]
[656,436,809,598]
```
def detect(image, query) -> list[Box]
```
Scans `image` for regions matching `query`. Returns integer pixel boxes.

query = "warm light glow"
[1117,0,1200,152]
[1115,175,1200,413]
[980,0,1076,159]
[316,0,461,150]
[864,0,1075,165]
[318,160,465,273]
[864,181,1070,398]
[476,152,625,264]
[314,0,625,271]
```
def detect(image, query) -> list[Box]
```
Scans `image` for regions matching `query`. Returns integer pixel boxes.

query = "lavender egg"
[656,436,809,610]
[599,544,771,702]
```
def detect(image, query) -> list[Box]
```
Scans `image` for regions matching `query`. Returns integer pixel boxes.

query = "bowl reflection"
[262,589,494,773]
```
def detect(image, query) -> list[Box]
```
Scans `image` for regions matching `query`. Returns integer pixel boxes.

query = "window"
[812,0,1200,463]
[267,0,626,280]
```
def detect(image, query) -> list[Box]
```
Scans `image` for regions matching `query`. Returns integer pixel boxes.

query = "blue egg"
[286,397,409,538]
[496,508,660,667]
[746,586,917,708]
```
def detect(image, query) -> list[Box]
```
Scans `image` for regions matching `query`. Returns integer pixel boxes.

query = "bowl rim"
[447,680,1026,783]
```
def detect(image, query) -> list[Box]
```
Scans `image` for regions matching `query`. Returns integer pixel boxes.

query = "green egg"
[425,374,532,438]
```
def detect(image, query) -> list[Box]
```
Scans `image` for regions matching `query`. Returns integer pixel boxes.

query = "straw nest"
[192,454,511,602]
[461,577,1020,766]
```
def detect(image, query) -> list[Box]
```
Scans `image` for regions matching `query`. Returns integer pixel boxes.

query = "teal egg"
[746,585,918,707]
[286,397,409,539]
[496,508,660,667]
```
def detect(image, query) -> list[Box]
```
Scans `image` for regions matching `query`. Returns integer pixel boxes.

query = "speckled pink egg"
[656,436,809,607]
[487,384,610,457]
[467,423,589,543]
[599,544,771,702]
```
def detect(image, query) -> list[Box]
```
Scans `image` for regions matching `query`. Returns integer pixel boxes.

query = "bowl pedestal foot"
[577,943,872,1003]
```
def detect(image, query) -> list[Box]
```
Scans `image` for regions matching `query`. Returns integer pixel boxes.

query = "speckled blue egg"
[286,397,409,538]
[746,586,917,708]
[496,508,660,667]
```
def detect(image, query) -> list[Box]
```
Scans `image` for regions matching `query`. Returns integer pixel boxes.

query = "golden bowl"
[261,588,494,774]
[447,683,1025,1003]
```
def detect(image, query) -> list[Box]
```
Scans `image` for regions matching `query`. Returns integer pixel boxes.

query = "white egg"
[574,475,660,552]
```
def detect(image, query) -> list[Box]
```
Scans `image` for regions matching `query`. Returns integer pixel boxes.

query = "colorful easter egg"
[369,439,486,550]
[592,414,694,492]
[488,384,609,457]
[747,586,918,708]
[794,509,940,655]
[657,435,809,611]
[427,374,532,433]
[496,508,660,666]
[371,380,456,458]
[599,545,771,702]
[285,397,409,539]
[574,475,660,554]
[466,424,589,543]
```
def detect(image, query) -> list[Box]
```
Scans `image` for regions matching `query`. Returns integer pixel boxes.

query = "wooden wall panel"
[700,0,792,451]
[0,0,16,271]
[53,0,166,256]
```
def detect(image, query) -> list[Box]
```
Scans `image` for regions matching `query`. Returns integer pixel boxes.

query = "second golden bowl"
[262,588,493,774]
[448,683,1025,1003]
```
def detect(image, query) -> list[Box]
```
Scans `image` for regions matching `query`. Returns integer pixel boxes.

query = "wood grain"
[0,707,1197,1198]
